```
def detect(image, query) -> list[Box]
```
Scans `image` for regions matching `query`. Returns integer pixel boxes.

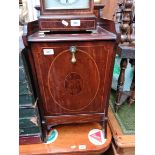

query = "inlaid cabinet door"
[32,42,113,115]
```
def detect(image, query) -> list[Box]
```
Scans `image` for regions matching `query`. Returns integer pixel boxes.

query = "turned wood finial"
[114,0,135,45]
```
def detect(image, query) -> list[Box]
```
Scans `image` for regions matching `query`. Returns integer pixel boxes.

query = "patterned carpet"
[109,90,135,135]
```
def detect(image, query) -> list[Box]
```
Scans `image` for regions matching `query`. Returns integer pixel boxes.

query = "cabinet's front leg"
[99,117,108,139]
[115,58,128,112]
[41,120,48,143]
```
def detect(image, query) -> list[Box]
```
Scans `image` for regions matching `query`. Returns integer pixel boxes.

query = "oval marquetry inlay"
[65,72,83,95]
[48,49,100,111]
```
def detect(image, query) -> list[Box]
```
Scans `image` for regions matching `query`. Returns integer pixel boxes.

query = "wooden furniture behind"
[98,17,135,112]
[113,0,135,112]
[19,50,43,145]
[94,0,105,19]
[108,106,135,155]
[115,45,135,112]
[102,0,117,20]
[19,123,112,155]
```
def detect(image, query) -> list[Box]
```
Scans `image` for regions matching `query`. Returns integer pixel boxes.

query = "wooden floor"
[19,123,112,155]
[19,107,135,155]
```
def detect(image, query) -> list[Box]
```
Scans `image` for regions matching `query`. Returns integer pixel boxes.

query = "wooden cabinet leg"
[128,60,135,106]
[99,117,108,139]
[104,119,108,139]
[41,120,48,143]
[115,58,128,112]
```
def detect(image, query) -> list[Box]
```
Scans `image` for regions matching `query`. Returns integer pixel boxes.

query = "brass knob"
[70,46,77,64]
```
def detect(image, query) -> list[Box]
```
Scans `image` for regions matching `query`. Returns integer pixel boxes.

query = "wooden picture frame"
[39,0,96,31]
[40,0,94,15]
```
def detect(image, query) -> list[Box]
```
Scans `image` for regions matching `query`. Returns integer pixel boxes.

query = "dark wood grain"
[22,20,39,47]
[98,18,116,34]
[19,135,42,145]
[31,41,115,115]
[39,0,96,31]
[115,58,128,112]
[45,113,106,127]
[128,60,135,106]
[114,45,135,112]
[25,20,116,141]
[39,17,96,31]
[28,26,116,42]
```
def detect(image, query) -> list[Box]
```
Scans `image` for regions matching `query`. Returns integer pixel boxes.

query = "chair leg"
[128,60,135,106]
[115,58,128,112]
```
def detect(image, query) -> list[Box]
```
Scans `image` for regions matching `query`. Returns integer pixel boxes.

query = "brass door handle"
[70,46,77,64]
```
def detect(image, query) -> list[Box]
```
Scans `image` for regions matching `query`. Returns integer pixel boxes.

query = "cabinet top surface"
[28,26,116,42]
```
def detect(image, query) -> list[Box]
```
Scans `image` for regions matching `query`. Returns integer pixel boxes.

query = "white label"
[43,49,54,55]
[78,145,86,150]
[71,20,81,26]
[62,20,69,26]
[88,129,106,146]
[70,145,77,149]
